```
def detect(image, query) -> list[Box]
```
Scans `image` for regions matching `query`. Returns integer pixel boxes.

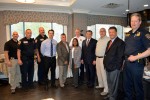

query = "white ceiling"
[0,0,150,17]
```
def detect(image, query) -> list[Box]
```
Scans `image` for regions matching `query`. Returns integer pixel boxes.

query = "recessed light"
[144,4,149,7]
[126,9,129,12]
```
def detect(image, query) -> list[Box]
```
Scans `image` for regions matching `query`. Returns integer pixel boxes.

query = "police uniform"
[35,34,47,84]
[4,39,21,91]
[18,37,36,89]
[124,28,150,100]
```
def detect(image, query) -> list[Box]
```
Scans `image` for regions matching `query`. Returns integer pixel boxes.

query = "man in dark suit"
[81,30,97,88]
[103,27,125,100]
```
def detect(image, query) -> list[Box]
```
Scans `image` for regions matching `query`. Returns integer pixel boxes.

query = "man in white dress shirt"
[95,28,109,96]
[69,28,85,84]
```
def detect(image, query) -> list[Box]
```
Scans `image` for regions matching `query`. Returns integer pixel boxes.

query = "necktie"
[86,39,90,46]
[51,40,53,57]
[107,40,112,50]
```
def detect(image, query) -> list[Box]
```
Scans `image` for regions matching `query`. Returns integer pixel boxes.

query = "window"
[10,22,67,42]
[10,22,24,40]
[87,24,123,40]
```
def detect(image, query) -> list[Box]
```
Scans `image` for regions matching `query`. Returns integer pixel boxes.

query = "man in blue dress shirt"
[41,29,57,90]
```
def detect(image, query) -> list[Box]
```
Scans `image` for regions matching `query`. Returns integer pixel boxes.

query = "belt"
[10,57,17,59]
[44,56,56,58]
[97,56,103,58]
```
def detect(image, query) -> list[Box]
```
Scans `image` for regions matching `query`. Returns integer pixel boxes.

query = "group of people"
[4,13,150,100]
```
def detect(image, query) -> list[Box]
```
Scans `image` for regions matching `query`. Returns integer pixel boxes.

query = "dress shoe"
[51,84,58,88]
[11,89,15,94]
[103,96,109,100]
[100,92,108,96]
[38,82,45,85]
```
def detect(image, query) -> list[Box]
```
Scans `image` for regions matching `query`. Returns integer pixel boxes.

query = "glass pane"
[87,25,96,39]
[25,22,51,39]
[52,23,63,42]
[10,22,24,40]
[96,24,123,40]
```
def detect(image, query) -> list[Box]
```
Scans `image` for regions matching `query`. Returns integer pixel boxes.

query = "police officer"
[17,29,40,91]
[35,27,48,85]
[4,31,21,94]
[124,13,150,100]
[41,29,57,90]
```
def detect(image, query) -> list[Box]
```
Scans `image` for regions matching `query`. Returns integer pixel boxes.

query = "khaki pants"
[96,57,108,92]
[59,65,68,87]
[8,59,21,89]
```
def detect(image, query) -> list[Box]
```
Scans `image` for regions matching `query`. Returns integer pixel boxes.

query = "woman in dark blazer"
[70,38,81,88]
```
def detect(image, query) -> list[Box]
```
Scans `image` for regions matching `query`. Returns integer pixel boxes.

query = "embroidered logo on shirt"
[23,41,28,43]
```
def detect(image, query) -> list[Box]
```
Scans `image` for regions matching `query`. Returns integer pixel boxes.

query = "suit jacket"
[57,41,70,66]
[81,38,97,64]
[103,37,125,72]
[70,46,82,68]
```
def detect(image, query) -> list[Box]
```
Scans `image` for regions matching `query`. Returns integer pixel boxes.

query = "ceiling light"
[144,4,149,7]
[126,9,129,12]
[16,0,35,3]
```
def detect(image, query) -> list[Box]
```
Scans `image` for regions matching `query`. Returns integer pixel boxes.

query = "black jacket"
[103,37,125,72]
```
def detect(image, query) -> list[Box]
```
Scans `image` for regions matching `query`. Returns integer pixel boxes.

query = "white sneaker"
[100,92,108,96]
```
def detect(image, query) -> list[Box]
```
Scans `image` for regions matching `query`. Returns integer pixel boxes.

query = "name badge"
[23,41,28,43]
[40,39,44,41]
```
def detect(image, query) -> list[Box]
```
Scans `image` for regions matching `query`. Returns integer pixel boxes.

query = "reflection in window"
[10,22,67,42]
[87,24,123,40]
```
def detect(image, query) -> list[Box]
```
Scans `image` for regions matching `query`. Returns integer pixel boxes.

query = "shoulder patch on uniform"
[145,34,150,40]
[18,41,21,45]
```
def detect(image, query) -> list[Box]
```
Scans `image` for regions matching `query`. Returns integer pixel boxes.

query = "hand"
[128,55,138,62]
[6,61,12,67]
[81,60,84,64]
[92,61,96,65]
[37,57,41,63]
[18,59,23,65]
[64,61,68,65]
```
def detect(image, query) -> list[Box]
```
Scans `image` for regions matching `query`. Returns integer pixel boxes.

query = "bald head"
[99,28,106,38]
[12,31,19,40]
[39,27,45,36]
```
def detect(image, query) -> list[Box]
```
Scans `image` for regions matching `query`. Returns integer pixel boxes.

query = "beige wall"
[0,10,127,53]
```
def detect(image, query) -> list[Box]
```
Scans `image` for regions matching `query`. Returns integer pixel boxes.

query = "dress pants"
[123,61,144,100]
[44,56,56,86]
[85,63,96,87]
[8,59,21,90]
[106,69,120,100]
[59,65,68,87]
[96,57,108,92]
[72,59,79,87]
[79,63,84,83]
[20,58,34,88]
[37,56,44,83]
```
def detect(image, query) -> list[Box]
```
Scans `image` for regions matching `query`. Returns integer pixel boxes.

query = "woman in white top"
[70,38,81,88]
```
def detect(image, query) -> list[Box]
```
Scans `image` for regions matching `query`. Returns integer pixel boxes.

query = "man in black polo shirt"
[4,31,21,94]
[17,29,40,91]
[35,27,47,85]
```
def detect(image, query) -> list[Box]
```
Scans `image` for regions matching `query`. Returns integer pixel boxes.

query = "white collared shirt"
[69,36,85,48]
